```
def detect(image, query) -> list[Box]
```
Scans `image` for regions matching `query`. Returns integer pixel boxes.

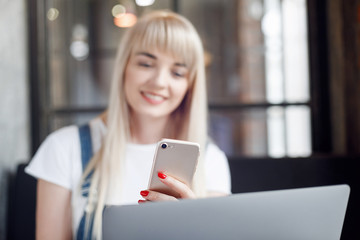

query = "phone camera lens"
[161,143,168,149]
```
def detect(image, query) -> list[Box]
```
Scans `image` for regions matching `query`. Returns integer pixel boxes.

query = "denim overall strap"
[79,124,93,172]
[77,124,94,240]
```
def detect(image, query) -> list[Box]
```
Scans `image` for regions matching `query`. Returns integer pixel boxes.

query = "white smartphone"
[148,138,200,197]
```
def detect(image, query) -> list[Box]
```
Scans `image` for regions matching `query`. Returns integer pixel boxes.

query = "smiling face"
[124,50,189,121]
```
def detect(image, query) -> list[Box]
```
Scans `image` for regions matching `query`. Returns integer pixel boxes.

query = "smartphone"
[148,138,200,197]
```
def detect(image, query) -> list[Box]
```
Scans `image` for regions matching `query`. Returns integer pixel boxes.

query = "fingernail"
[138,200,146,204]
[140,190,149,197]
[158,172,167,179]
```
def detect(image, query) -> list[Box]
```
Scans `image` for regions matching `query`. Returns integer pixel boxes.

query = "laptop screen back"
[103,184,350,240]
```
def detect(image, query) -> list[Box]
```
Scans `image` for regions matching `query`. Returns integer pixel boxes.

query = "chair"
[7,163,36,240]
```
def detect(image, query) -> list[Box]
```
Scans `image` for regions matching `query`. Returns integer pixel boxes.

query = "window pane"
[267,106,286,157]
[263,0,309,104]
[212,105,311,158]
[263,0,284,103]
[210,109,268,157]
[267,105,312,158]
[180,0,267,104]
[283,0,309,102]
[285,106,311,157]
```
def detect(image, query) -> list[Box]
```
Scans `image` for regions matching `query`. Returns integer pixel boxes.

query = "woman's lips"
[141,91,166,104]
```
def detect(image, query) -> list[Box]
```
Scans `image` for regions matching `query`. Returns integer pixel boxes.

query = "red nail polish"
[140,190,149,197]
[158,172,167,179]
[138,200,146,204]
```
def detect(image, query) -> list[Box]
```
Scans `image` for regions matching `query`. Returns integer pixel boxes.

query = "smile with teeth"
[142,91,166,104]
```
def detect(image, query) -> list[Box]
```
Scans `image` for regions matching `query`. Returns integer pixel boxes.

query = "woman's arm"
[36,179,72,240]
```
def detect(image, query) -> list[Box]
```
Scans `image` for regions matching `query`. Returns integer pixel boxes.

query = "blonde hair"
[81,10,208,239]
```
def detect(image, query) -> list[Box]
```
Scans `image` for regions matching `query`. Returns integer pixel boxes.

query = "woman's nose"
[150,68,168,88]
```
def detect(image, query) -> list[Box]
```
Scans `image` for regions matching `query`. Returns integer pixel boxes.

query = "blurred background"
[1,0,360,239]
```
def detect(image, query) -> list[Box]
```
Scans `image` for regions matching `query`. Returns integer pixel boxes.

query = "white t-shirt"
[25,118,231,237]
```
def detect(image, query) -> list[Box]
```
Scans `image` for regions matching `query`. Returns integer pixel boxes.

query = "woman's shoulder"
[39,125,80,151]
[47,119,102,142]
[47,125,79,140]
[43,118,104,154]
[25,125,82,189]
[33,125,83,161]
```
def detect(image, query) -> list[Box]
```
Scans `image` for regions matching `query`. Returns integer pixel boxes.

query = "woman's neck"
[129,113,169,144]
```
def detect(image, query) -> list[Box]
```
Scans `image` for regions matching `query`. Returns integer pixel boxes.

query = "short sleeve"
[204,143,232,194]
[25,126,79,190]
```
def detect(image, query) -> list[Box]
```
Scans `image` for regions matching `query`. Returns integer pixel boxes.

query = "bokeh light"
[114,13,137,28]
[70,40,89,61]
[47,8,59,21]
[112,4,126,18]
[135,0,155,7]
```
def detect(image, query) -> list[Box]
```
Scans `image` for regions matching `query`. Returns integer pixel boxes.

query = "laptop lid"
[102,184,350,240]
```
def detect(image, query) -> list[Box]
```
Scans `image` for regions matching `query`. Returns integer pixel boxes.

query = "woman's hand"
[138,172,195,203]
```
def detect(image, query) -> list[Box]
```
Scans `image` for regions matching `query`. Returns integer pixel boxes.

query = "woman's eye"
[172,70,186,78]
[138,62,153,68]
[173,72,182,77]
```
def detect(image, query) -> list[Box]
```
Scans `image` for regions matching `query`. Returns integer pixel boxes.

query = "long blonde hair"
[81,10,208,239]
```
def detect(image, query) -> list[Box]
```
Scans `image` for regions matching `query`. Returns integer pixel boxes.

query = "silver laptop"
[103,184,350,240]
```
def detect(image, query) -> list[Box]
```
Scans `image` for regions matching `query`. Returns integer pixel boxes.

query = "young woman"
[26,10,231,239]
